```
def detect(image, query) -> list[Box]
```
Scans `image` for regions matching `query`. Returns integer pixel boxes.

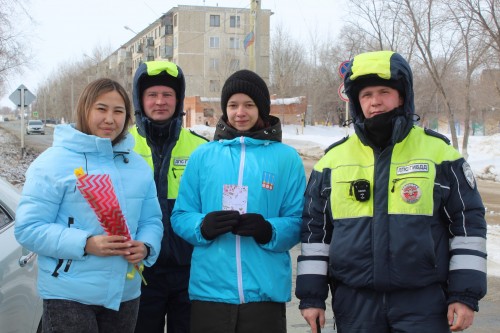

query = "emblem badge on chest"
[262,171,275,190]
[401,183,421,204]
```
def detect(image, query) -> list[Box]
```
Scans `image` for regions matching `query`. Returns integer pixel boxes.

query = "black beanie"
[350,75,405,100]
[221,69,270,120]
[139,73,180,99]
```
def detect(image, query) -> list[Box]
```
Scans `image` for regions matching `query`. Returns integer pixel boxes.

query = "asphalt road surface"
[0,119,54,153]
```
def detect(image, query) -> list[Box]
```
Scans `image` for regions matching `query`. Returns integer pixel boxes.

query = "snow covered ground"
[193,124,500,181]
[194,124,500,277]
[1,123,499,277]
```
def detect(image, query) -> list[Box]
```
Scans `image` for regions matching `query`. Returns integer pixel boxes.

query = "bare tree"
[269,24,306,123]
[447,2,491,158]
[270,24,305,93]
[342,0,496,148]
[309,41,348,125]
[411,61,440,126]
[344,0,412,52]
[398,0,463,148]
[457,0,500,59]
[32,44,118,123]
[457,0,500,95]
[0,0,32,97]
[33,61,95,123]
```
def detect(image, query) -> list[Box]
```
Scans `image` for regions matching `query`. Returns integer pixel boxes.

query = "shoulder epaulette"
[424,128,450,145]
[189,129,210,142]
[325,135,349,154]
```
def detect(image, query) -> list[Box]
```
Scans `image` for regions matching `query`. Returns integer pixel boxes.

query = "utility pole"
[44,93,47,123]
[70,80,74,123]
[255,0,261,74]
[249,0,261,73]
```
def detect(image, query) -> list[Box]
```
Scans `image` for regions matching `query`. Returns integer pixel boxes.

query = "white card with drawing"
[222,184,248,214]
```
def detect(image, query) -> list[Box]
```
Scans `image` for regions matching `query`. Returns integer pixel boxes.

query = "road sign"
[338,83,349,102]
[338,60,351,78]
[9,84,36,107]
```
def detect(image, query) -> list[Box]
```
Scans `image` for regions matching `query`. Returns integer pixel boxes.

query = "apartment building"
[105,2,272,100]
[182,95,308,128]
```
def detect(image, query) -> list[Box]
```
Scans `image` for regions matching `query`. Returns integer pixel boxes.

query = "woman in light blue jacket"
[15,79,163,333]
[171,70,306,333]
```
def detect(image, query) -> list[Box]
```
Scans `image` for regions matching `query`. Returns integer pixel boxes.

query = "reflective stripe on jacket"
[296,126,487,311]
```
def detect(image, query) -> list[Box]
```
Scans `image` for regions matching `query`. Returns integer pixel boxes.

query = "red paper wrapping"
[74,167,146,284]
[75,171,131,239]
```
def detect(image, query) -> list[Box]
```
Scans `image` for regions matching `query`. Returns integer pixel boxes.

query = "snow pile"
[192,124,500,181]
[467,134,500,182]
[0,129,38,188]
[1,124,500,277]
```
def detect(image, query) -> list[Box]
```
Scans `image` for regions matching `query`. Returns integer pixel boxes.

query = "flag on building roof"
[244,31,255,50]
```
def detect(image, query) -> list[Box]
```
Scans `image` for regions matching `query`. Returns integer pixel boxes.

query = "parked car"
[26,120,45,135]
[43,118,58,125]
[0,177,42,332]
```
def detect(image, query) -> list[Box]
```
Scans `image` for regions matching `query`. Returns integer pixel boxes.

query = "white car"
[26,120,45,135]
[0,177,42,332]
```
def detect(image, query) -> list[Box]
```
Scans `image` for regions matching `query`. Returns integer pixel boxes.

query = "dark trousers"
[333,283,451,333]
[42,297,139,333]
[134,265,191,333]
[190,300,287,333]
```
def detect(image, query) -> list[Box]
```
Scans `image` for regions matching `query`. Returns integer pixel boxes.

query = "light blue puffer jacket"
[15,124,163,310]
[171,134,305,304]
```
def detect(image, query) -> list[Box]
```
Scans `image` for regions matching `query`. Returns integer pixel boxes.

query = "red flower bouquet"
[74,167,146,284]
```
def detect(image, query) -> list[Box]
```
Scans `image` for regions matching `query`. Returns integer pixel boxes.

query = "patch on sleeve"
[462,161,476,189]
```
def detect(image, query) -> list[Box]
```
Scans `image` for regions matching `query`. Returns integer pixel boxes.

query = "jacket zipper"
[237,136,246,304]
[52,217,74,276]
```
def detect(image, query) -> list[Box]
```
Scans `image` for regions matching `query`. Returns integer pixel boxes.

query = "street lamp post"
[124,25,138,35]
[71,79,74,122]
[84,54,99,82]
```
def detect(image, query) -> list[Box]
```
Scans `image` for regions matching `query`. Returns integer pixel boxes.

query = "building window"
[173,14,177,27]
[174,36,178,49]
[209,80,220,92]
[209,36,220,48]
[229,59,240,71]
[210,15,220,27]
[230,15,240,28]
[209,58,220,71]
[229,37,240,49]
[204,108,215,117]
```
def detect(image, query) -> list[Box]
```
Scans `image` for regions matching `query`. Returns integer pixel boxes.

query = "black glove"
[234,213,273,244]
[201,210,240,240]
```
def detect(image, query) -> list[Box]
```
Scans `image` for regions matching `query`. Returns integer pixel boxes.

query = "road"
[1,121,499,332]
[3,120,498,226]
[0,119,54,153]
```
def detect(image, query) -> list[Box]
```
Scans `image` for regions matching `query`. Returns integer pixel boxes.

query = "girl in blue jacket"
[15,78,163,333]
[172,70,306,333]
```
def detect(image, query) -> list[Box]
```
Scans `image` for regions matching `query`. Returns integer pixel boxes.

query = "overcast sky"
[1,0,347,108]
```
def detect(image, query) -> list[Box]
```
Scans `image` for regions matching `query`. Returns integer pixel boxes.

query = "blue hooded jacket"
[172,117,306,304]
[15,124,163,310]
